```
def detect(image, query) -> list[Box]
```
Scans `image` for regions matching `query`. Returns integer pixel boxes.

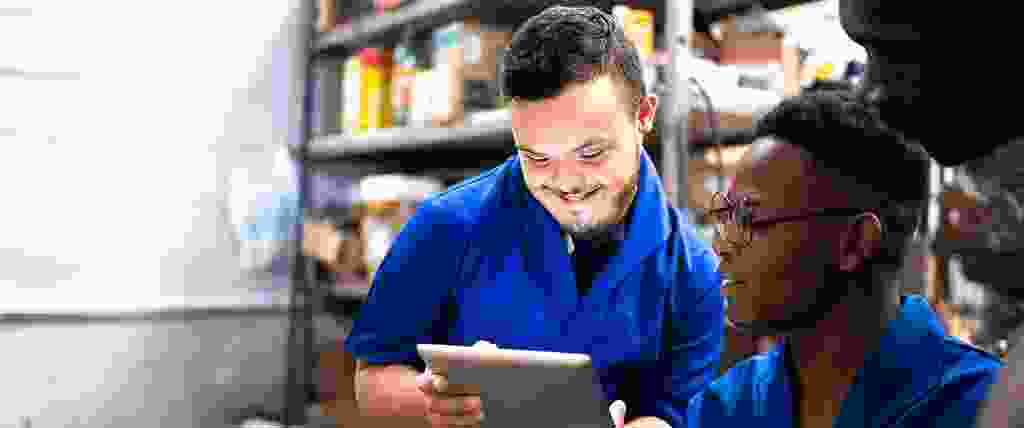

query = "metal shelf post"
[284,0,320,426]
[662,0,694,210]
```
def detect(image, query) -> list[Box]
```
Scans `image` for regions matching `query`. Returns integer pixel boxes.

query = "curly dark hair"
[501,5,645,111]
[754,90,930,267]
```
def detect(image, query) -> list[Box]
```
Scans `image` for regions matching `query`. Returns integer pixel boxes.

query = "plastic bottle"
[361,48,393,131]
[391,44,416,127]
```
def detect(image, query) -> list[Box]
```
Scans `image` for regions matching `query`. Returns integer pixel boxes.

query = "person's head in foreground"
[716,90,928,337]
[502,4,656,242]
[689,91,1003,428]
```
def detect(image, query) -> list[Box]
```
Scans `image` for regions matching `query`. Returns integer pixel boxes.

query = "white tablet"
[417,344,614,428]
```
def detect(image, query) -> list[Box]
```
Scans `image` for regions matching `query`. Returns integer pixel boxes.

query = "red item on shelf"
[375,0,403,11]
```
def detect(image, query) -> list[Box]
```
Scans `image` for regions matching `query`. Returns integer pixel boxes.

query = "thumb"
[417,368,437,394]
[609,400,627,428]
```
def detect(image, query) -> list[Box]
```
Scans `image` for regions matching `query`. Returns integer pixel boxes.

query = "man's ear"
[636,95,658,133]
[838,213,884,272]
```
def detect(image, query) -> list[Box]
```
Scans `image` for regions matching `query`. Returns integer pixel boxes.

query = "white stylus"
[609,400,627,428]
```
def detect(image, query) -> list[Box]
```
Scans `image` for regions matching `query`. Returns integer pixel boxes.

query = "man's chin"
[562,223,611,241]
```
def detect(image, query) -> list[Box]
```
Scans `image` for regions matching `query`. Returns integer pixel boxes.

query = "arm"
[344,199,469,426]
[628,245,725,428]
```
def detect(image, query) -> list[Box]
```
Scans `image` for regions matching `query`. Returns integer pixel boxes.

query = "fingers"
[428,395,483,417]
[417,368,435,395]
[422,374,485,428]
[426,410,485,428]
[433,373,449,394]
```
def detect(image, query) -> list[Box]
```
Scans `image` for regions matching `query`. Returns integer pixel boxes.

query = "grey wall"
[0,313,290,428]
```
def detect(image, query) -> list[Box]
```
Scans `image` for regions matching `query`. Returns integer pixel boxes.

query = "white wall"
[0,1,313,426]
[0,0,307,312]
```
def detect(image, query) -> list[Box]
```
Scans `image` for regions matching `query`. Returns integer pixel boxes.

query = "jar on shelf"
[350,175,445,284]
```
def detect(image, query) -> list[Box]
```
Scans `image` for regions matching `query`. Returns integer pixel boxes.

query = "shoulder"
[939,335,1005,379]
[691,351,778,417]
[410,161,511,232]
[896,340,1004,426]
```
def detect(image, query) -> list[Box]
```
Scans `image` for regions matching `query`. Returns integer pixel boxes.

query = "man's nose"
[551,161,587,194]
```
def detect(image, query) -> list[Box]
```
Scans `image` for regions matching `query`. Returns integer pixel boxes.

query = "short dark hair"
[754,90,930,267]
[501,5,645,111]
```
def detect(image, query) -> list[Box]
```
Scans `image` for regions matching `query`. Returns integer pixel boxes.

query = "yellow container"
[614,6,655,61]
[361,48,393,131]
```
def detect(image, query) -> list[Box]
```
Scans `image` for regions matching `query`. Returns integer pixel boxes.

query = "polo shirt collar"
[839,295,955,426]
[754,296,954,426]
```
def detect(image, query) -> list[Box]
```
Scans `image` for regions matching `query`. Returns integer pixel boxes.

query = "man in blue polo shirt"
[687,91,1003,427]
[345,6,724,428]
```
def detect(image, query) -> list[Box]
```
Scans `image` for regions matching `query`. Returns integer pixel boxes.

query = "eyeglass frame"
[705,191,887,252]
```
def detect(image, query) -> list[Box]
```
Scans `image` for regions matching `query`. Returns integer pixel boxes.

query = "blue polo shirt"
[687,294,1003,428]
[346,148,725,427]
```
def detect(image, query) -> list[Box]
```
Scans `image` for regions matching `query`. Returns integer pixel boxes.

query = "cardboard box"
[712,15,800,95]
[461,18,513,83]
[687,143,751,213]
[431,23,466,127]
[319,346,368,428]
[689,110,756,133]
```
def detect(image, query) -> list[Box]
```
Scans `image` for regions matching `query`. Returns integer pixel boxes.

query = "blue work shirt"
[346,148,725,427]
[687,294,1003,428]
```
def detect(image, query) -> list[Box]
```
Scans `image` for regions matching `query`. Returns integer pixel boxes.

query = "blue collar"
[505,147,672,301]
[758,295,956,426]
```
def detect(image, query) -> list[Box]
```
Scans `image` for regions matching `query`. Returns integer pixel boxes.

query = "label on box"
[342,56,364,135]
[464,32,482,66]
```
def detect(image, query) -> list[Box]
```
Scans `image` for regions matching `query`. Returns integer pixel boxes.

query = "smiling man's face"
[510,75,655,240]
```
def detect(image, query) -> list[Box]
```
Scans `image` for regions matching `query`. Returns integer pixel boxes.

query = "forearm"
[354,361,430,427]
[625,416,672,428]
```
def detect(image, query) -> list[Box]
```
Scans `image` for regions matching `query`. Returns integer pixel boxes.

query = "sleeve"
[343,198,468,369]
[631,243,725,428]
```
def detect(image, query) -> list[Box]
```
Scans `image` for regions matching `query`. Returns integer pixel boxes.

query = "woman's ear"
[839,212,884,272]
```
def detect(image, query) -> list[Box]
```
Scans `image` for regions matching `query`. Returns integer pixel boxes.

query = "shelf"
[305,120,511,160]
[298,108,515,177]
[331,282,370,302]
[315,0,821,58]
[317,0,472,57]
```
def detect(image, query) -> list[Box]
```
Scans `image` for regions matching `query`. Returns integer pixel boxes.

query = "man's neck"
[787,281,901,420]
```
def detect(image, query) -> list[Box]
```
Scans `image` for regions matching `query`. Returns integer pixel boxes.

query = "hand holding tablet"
[417,341,616,428]
[417,340,496,428]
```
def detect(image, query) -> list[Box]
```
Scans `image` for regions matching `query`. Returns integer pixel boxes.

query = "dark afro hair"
[754,90,928,205]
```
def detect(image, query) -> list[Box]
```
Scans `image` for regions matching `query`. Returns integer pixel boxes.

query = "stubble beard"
[562,169,639,242]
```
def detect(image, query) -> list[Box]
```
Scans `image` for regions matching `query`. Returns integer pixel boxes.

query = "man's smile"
[554,186,601,203]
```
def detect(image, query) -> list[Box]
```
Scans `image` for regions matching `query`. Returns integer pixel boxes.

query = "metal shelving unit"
[301,114,512,162]
[285,0,816,425]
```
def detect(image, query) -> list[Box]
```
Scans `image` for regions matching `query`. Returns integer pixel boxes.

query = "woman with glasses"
[687,91,1003,428]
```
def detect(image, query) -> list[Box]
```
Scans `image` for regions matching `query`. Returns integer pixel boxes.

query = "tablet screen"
[418,344,614,428]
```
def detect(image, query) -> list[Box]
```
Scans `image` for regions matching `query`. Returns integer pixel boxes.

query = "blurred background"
[0,1,1010,427]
